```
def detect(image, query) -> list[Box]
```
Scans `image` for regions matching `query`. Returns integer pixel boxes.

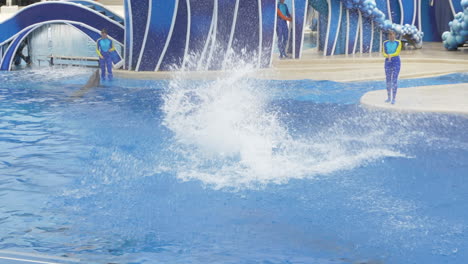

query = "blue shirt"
[97,38,112,53]
[278,3,290,18]
[383,40,402,57]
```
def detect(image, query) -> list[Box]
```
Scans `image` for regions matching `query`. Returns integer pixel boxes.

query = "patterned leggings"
[385,56,401,100]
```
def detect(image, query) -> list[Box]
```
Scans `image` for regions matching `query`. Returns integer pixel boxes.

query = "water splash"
[161,64,405,190]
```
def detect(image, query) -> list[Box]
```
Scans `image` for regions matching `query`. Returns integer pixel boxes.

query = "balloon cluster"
[341,0,423,47]
[342,0,386,24]
[389,23,424,48]
[442,0,468,50]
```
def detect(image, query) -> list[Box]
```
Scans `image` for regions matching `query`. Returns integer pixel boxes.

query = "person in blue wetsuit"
[277,0,292,59]
[382,30,402,104]
[96,28,115,81]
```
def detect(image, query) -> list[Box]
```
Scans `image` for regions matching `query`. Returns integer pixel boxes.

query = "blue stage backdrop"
[308,0,459,56]
[206,0,237,70]
[0,0,307,71]
[184,0,215,71]
[125,0,301,71]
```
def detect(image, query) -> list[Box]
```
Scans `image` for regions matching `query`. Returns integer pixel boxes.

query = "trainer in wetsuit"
[382,30,402,105]
[277,0,292,59]
[96,28,115,81]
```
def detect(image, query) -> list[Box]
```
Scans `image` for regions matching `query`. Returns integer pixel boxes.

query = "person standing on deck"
[382,30,402,105]
[96,28,115,81]
[277,0,292,59]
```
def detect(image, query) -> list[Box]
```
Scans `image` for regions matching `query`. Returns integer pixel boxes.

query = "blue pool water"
[1,68,468,264]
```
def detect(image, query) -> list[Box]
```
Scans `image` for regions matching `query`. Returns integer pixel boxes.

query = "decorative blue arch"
[0,21,124,71]
[0,2,124,45]
[0,1,125,71]
[0,27,37,71]
[66,0,125,25]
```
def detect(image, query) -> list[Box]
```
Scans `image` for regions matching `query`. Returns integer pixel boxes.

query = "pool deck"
[270,42,468,82]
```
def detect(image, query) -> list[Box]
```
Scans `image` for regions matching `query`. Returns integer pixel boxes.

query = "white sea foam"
[161,65,406,190]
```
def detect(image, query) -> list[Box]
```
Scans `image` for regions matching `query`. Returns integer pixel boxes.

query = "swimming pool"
[1,68,467,263]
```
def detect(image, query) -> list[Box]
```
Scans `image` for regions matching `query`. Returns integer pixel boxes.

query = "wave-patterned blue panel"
[125,0,277,71]
[389,0,402,24]
[208,0,237,70]
[318,12,328,51]
[361,16,372,53]
[184,0,214,70]
[420,0,439,41]
[401,0,416,25]
[451,0,463,13]
[372,21,381,52]
[159,0,188,71]
[324,0,341,55]
[260,0,276,67]
[335,2,346,55]
[293,0,308,58]
[347,9,359,54]
[124,0,131,69]
[434,0,454,37]
[231,0,260,64]
[137,0,177,71]
[128,0,149,70]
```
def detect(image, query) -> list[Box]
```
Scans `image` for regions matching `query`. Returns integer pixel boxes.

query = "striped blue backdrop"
[313,0,459,56]
[125,0,303,71]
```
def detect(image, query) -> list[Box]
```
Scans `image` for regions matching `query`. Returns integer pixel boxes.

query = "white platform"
[360,83,468,115]
[0,5,19,14]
